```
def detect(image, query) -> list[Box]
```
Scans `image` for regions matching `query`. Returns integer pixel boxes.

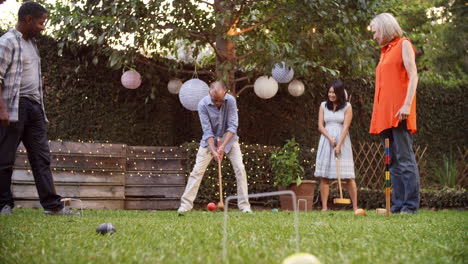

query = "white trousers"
[179,139,251,211]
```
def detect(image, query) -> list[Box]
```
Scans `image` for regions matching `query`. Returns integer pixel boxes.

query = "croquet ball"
[376,208,386,215]
[96,223,116,235]
[354,209,366,216]
[207,202,216,211]
[272,208,279,212]
[282,253,321,264]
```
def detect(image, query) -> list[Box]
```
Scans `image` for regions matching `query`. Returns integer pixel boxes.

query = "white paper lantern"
[254,76,278,99]
[121,70,142,89]
[179,79,209,111]
[272,62,294,83]
[167,78,183,94]
[288,80,305,97]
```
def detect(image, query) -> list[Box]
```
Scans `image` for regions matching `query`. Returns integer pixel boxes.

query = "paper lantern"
[121,70,142,89]
[272,62,294,83]
[168,78,183,94]
[288,80,305,97]
[179,79,209,111]
[254,76,278,99]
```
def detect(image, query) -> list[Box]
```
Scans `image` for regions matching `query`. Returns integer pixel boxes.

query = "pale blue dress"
[314,102,355,179]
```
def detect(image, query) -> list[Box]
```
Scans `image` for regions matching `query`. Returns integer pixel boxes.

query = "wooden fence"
[12,141,187,210]
[457,146,468,188]
[14,140,465,210]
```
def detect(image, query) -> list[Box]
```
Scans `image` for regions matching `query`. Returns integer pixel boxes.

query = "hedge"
[183,142,468,210]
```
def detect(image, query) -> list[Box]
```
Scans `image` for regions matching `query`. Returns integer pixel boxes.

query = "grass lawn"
[0,208,466,264]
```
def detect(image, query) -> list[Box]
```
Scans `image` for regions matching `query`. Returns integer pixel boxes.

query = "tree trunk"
[215,36,237,93]
[214,0,238,94]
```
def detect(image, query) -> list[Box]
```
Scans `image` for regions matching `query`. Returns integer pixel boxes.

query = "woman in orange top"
[369,13,420,214]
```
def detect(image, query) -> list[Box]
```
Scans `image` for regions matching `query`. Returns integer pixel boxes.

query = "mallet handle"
[217,137,224,206]
[336,157,344,199]
[385,138,391,217]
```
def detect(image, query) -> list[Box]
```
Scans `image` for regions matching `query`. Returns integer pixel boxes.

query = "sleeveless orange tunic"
[370,37,417,135]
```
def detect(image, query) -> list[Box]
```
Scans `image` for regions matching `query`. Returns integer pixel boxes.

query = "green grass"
[0,209,466,264]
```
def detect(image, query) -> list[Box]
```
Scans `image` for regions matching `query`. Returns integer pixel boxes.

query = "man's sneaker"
[44,207,80,216]
[177,207,190,213]
[0,205,12,215]
[241,208,253,213]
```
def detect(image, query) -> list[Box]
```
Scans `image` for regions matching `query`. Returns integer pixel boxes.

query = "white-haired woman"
[369,13,420,214]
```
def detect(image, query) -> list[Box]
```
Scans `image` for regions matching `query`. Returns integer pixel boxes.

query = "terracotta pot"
[278,180,317,211]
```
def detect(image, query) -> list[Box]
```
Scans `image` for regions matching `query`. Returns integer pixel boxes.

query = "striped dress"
[314,102,355,179]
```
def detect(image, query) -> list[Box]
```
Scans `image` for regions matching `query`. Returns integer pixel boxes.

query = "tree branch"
[234,76,249,82]
[138,57,215,76]
[236,49,263,61]
[194,0,214,7]
[237,84,254,95]
[230,1,245,28]
[228,8,284,36]
[154,64,215,76]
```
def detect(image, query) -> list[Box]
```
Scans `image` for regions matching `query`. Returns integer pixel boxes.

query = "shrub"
[270,138,304,187]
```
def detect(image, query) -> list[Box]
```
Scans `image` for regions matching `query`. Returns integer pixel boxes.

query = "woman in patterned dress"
[314,81,358,211]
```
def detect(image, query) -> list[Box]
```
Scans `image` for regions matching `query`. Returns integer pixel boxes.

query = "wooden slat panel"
[14,155,126,171]
[13,170,125,184]
[125,185,185,198]
[18,141,128,156]
[125,174,186,185]
[15,199,124,210]
[12,184,124,199]
[127,146,187,159]
[126,159,186,171]
[125,198,180,210]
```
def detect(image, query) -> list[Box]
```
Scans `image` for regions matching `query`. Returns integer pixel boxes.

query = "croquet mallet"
[385,138,391,216]
[333,155,351,205]
[217,137,225,210]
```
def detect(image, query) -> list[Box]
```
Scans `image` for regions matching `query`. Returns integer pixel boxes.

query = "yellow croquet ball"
[282,253,322,264]
[354,208,367,216]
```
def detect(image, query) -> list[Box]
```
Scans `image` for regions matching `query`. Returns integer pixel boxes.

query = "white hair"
[370,13,403,45]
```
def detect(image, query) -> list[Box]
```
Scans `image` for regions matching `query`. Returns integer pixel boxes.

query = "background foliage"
[0,0,466,197]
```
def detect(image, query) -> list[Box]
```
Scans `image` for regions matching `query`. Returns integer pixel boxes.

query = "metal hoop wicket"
[222,190,300,260]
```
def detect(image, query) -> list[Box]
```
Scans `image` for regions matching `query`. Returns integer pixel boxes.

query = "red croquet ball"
[207,202,216,211]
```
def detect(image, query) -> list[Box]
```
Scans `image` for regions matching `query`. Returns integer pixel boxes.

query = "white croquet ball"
[121,70,142,89]
[282,253,322,264]
[178,78,209,111]
[272,62,294,83]
[167,78,183,94]
[254,76,278,99]
[288,80,305,97]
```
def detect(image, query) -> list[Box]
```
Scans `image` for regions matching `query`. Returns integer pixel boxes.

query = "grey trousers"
[380,121,420,213]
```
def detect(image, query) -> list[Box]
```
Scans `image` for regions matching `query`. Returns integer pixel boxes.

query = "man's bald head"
[209,81,227,108]
[209,81,227,97]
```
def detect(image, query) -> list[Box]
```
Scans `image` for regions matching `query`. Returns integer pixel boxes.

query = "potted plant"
[270,138,317,211]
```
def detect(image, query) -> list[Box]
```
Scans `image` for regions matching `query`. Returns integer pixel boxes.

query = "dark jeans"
[380,121,420,213]
[0,98,63,210]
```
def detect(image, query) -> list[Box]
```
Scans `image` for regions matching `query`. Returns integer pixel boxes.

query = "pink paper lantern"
[121,70,142,89]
